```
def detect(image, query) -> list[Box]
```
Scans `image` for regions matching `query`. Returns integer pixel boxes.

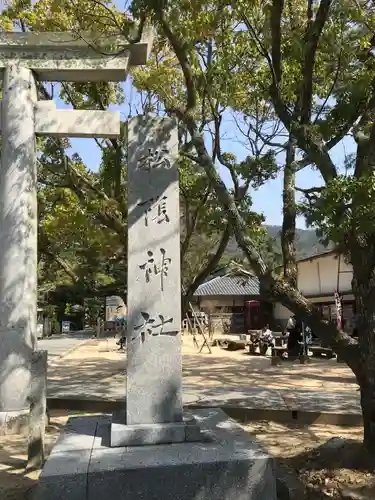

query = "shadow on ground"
[0,410,102,500]
[245,419,375,500]
[0,419,66,500]
[47,342,126,401]
[182,348,360,413]
[0,409,373,500]
[183,349,357,390]
[46,341,361,414]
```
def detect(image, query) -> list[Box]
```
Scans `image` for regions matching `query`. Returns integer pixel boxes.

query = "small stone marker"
[110,116,201,446]
[96,317,102,339]
[27,350,48,470]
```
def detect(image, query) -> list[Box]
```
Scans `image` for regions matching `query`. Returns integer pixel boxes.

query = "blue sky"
[2,3,355,229]
[56,79,355,229]
[60,0,356,229]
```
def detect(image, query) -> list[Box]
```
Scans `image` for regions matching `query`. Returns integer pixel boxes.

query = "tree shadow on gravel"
[259,424,375,500]
[0,411,96,500]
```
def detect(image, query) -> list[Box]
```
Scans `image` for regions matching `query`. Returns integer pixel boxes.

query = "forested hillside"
[224,226,333,262]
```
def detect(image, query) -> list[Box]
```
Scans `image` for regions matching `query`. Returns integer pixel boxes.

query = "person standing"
[286,315,302,357]
[285,314,295,335]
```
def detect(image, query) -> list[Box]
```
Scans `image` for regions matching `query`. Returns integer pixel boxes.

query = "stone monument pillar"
[110,116,203,446]
[126,116,182,426]
[0,30,153,430]
[24,32,277,500]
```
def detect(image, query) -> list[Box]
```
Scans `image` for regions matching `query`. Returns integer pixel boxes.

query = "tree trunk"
[181,224,231,317]
[351,244,375,453]
[360,387,375,453]
[281,137,298,288]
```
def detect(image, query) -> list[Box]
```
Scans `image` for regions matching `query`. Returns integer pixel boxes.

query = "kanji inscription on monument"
[139,248,171,290]
[137,195,169,226]
[126,116,182,427]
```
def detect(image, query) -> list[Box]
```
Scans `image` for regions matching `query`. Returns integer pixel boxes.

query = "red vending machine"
[245,300,262,330]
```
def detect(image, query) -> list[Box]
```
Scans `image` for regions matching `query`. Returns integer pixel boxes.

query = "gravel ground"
[1,411,372,500]
[245,420,374,499]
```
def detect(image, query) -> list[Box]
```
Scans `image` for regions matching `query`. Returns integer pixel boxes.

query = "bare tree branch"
[182,223,231,312]
[156,9,196,113]
[266,0,337,182]
[314,21,344,124]
[39,228,80,283]
[271,0,284,84]
[295,186,324,195]
[281,136,298,288]
[354,77,375,178]
[154,5,359,365]
[300,0,333,124]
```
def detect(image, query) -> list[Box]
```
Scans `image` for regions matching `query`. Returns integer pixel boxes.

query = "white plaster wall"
[273,294,355,323]
[274,253,354,325]
[199,297,236,312]
[297,254,352,296]
[274,303,291,322]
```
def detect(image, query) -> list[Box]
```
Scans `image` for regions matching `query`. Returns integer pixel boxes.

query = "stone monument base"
[0,328,33,435]
[110,410,202,446]
[33,408,277,500]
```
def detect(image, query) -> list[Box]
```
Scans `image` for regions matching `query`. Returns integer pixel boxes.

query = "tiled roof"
[194,275,260,297]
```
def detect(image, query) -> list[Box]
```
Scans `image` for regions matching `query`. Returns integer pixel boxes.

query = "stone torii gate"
[0,31,152,428]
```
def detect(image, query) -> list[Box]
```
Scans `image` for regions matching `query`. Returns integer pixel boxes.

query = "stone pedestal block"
[33,409,277,500]
[110,409,202,447]
[0,329,33,414]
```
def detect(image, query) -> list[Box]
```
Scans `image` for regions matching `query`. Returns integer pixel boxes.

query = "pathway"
[46,337,362,416]
[38,331,92,364]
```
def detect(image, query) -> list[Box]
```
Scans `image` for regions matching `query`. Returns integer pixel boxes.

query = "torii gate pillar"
[0,30,153,430]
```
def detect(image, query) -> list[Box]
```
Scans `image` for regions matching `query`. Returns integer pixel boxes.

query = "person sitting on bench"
[259,324,274,355]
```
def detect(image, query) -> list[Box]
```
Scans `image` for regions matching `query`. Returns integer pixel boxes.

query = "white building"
[194,249,355,332]
[274,250,354,330]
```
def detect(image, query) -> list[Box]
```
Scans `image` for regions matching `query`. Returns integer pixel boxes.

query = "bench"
[270,346,287,365]
[271,346,288,358]
[212,334,248,347]
[273,335,289,347]
[226,340,246,351]
[247,342,257,355]
[247,341,270,356]
[309,346,335,359]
